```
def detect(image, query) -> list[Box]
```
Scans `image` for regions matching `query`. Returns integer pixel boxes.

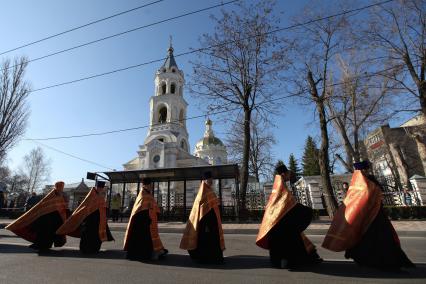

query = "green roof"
[163,46,178,69]
[198,136,224,146]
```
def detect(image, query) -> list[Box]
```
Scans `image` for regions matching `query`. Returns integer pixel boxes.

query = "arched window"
[180,140,187,151]
[179,109,184,124]
[158,107,167,123]
[161,83,166,95]
[171,83,176,94]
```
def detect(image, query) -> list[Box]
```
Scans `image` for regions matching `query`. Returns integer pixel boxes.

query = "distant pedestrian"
[322,160,415,270]
[110,193,121,222]
[342,182,349,195]
[0,190,4,209]
[24,192,40,211]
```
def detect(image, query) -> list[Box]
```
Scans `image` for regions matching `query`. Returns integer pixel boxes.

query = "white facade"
[123,45,208,171]
[122,44,228,204]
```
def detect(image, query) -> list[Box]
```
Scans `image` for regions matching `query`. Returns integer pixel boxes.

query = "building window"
[368,134,381,146]
[161,83,166,95]
[179,109,184,124]
[171,83,176,94]
[158,138,164,143]
[153,155,160,163]
[158,107,167,123]
[172,68,176,73]
[181,140,187,151]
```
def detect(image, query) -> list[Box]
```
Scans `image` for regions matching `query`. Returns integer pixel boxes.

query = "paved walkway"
[2,218,425,236]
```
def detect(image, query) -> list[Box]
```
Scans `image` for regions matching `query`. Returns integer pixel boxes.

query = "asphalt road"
[1,230,425,284]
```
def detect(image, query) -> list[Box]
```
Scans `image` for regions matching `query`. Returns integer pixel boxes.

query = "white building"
[122,44,228,207]
[293,174,352,209]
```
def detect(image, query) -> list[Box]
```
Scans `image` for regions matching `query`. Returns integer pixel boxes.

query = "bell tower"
[135,42,190,169]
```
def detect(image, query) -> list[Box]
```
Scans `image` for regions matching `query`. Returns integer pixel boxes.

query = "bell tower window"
[181,140,188,151]
[158,107,167,123]
[179,109,184,124]
[171,83,176,94]
[161,83,166,95]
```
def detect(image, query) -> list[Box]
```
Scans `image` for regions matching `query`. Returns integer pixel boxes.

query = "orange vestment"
[123,189,164,252]
[180,181,225,251]
[6,187,67,244]
[256,175,315,253]
[56,188,109,242]
[322,170,382,251]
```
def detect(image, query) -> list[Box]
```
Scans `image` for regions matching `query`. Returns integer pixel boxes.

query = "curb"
[107,226,426,237]
[2,222,426,237]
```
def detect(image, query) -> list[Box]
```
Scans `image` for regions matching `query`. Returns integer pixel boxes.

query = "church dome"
[195,119,224,147]
[194,119,227,165]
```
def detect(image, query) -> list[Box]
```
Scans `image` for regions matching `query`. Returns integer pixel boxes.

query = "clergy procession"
[3,163,416,272]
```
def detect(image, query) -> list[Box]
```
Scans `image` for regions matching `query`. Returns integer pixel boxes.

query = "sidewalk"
[1,218,425,236]
[111,220,426,237]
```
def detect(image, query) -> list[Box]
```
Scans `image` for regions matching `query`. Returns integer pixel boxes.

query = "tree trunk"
[420,82,426,118]
[335,154,353,173]
[389,143,412,190]
[240,108,251,214]
[316,100,338,217]
[413,134,426,176]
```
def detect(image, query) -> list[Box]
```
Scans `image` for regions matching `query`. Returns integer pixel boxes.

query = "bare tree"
[327,55,398,172]
[8,173,28,194]
[0,57,31,161]
[20,147,51,193]
[226,114,276,182]
[367,0,426,116]
[190,0,287,210]
[365,0,426,174]
[286,3,353,216]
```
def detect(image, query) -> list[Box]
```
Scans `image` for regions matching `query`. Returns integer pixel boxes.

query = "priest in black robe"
[57,181,114,254]
[180,172,225,264]
[124,178,168,261]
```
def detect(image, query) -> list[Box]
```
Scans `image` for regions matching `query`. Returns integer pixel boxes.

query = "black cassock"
[79,210,114,254]
[31,211,65,250]
[126,210,153,261]
[188,210,223,263]
[268,203,320,268]
[345,206,415,270]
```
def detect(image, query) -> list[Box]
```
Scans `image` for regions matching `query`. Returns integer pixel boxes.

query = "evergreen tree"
[302,136,321,176]
[288,153,301,178]
[273,160,286,176]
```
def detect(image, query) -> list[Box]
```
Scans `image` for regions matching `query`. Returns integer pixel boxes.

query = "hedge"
[383,206,426,220]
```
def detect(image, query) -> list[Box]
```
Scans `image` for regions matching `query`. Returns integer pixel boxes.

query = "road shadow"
[1,243,425,279]
[38,248,127,259]
[309,260,426,279]
[0,243,34,254]
[145,254,271,270]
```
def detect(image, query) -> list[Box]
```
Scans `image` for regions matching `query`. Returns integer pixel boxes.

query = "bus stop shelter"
[89,164,240,222]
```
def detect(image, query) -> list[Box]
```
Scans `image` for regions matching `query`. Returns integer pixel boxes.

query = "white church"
[122,44,229,206]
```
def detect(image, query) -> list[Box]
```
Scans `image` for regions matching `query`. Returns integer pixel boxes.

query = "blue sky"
[0,0,410,186]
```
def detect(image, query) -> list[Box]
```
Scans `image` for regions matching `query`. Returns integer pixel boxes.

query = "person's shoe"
[29,244,39,250]
[280,259,288,269]
[159,249,169,259]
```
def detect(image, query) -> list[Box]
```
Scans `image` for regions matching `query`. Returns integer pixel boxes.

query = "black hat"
[142,177,152,185]
[353,160,370,170]
[203,171,212,179]
[276,164,288,175]
[96,181,106,188]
